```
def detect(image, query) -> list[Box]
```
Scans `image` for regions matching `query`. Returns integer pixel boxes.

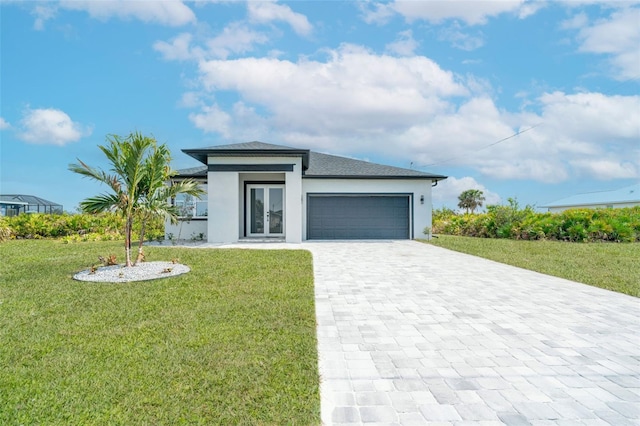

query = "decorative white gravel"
[73,261,190,283]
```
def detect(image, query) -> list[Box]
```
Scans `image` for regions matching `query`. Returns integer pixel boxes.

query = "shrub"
[432,205,640,243]
[0,225,11,242]
[1,213,164,241]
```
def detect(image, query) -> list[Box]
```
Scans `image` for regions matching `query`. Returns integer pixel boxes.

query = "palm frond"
[79,193,121,214]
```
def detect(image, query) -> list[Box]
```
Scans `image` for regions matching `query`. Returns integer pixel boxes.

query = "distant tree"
[458,189,486,214]
[69,132,203,266]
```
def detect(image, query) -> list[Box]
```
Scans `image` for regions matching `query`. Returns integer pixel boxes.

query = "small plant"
[190,232,205,241]
[171,258,180,264]
[162,267,173,273]
[98,254,117,266]
[0,226,11,242]
[89,265,97,275]
[423,227,432,239]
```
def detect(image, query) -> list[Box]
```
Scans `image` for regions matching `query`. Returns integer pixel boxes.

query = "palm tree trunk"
[125,216,133,267]
[134,218,147,265]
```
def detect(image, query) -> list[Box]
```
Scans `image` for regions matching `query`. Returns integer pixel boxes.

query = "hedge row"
[432,202,640,243]
[0,213,164,242]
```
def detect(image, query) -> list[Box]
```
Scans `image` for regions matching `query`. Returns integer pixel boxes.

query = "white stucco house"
[165,142,447,243]
[540,183,640,212]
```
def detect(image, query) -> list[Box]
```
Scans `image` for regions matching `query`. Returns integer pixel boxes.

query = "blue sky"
[1,0,638,212]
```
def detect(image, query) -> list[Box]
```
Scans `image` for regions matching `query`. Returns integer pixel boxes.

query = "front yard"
[0,240,319,424]
[427,235,640,297]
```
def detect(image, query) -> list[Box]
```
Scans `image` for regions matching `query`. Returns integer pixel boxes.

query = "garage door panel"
[308,195,410,240]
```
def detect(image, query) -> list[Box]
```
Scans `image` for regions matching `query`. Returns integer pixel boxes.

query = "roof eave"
[303,174,447,180]
[182,148,310,169]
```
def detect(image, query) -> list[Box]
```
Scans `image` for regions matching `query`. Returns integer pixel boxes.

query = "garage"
[307,195,411,240]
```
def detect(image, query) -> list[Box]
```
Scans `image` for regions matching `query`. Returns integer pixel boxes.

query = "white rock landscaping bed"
[73,261,190,283]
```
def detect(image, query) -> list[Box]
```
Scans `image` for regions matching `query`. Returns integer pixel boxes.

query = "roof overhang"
[183,148,310,170]
[303,174,447,180]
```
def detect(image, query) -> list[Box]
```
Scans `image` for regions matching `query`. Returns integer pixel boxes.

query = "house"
[540,183,640,212]
[165,142,447,243]
[0,194,63,217]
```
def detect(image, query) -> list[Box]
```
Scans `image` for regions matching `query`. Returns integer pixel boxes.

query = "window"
[174,193,207,218]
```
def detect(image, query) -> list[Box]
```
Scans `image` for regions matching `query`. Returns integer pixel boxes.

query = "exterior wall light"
[420,195,424,204]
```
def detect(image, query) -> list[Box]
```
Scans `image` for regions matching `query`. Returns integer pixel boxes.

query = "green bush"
[432,205,640,243]
[0,213,164,241]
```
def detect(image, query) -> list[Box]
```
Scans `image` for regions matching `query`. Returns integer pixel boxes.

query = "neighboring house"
[0,194,63,217]
[540,183,640,212]
[165,141,447,243]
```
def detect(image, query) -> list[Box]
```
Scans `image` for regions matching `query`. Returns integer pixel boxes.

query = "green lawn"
[426,235,640,297]
[0,240,319,425]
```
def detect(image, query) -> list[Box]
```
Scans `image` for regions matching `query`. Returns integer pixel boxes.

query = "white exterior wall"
[164,220,207,241]
[207,171,239,243]
[206,156,303,243]
[301,178,434,240]
[285,169,303,243]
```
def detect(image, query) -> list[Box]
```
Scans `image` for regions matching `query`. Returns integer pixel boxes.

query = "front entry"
[246,184,285,237]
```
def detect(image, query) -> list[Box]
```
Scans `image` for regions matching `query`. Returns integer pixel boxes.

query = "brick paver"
[305,241,640,425]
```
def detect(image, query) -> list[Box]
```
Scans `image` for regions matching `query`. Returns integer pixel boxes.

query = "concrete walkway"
[305,241,640,425]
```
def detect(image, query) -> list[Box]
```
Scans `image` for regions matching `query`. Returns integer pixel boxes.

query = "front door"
[246,185,285,237]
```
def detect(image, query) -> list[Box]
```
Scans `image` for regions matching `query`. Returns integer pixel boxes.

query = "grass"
[0,240,319,425]
[426,235,640,297]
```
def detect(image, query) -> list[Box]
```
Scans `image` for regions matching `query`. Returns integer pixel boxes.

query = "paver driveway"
[305,241,640,425]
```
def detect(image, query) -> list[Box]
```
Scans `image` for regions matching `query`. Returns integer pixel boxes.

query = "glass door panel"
[250,188,264,234]
[268,188,283,234]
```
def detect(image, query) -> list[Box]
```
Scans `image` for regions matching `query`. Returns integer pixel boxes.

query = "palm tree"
[134,143,202,264]
[69,132,203,267]
[457,189,486,214]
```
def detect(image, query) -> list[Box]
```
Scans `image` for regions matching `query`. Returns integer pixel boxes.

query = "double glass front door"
[246,185,284,237]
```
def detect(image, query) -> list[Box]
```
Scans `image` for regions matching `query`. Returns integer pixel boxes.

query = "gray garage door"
[308,195,410,240]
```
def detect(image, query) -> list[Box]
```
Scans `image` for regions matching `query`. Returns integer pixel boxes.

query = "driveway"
[305,241,640,425]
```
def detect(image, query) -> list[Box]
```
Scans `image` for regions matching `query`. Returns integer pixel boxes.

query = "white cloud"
[389,0,536,25]
[572,7,640,79]
[0,117,10,130]
[155,24,270,61]
[188,104,232,137]
[247,0,312,36]
[32,4,57,30]
[385,30,419,56]
[178,44,638,185]
[194,44,468,152]
[438,23,485,51]
[154,33,202,61]
[359,1,395,24]
[560,12,588,30]
[206,22,269,59]
[33,0,196,29]
[432,176,501,209]
[569,158,639,180]
[537,91,640,143]
[17,108,91,146]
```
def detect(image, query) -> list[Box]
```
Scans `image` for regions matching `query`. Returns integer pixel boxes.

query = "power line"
[419,122,543,168]
[417,73,640,170]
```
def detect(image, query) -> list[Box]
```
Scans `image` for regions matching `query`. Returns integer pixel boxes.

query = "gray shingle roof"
[177,141,446,180]
[173,166,207,177]
[305,151,445,179]
[203,141,299,151]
